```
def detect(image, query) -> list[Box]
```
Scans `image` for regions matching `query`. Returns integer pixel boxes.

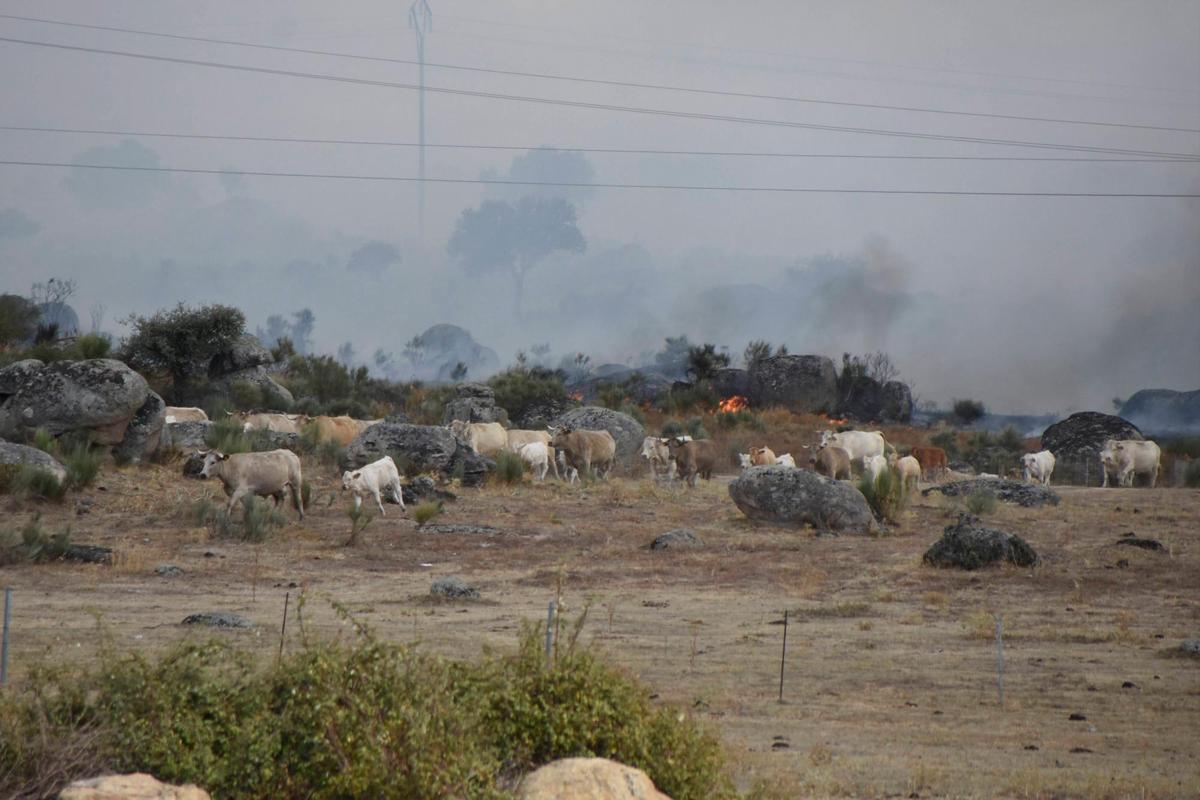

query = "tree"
[685,343,731,382]
[0,294,39,347]
[121,304,245,396]
[447,195,585,318]
[653,336,692,379]
[744,340,787,373]
[952,398,986,425]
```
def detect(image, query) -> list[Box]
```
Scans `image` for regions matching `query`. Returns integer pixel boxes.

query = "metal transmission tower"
[409,0,432,241]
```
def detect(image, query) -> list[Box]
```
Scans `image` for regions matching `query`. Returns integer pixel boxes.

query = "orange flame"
[717,395,750,413]
[568,391,584,402]
[816,412,850,425]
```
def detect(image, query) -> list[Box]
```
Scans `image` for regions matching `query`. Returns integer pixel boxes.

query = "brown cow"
[308,415,360,446]
[199,449,304,520]
[909,446,948,479]
[666,437,719,487]
[809,445,852,480]
[548,426,616,480]
[749,445,777,466]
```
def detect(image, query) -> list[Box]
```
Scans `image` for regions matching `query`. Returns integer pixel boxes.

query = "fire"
[568,391,584,402]
[816,412,850,426]
[717,395,750,413]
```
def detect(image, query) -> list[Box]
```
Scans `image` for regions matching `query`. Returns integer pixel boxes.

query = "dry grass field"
[2,441,1198,798]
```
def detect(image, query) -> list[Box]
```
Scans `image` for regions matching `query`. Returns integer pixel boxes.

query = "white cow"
[1021,450,1056,485]
[641,436,677,479]
[448,420,507,457]
[862,453,888,485]
[1100,439,1161,488]
[342,456,405,516]
[819,430,889,463]
[164,406,208,424]
[893,455,921,490]
[199,449,304,519]
[776,453,797,468]
[737,452,753,470]
[517,441,552,481]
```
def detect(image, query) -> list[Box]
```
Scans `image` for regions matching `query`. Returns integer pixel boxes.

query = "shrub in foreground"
[857,468,907,525]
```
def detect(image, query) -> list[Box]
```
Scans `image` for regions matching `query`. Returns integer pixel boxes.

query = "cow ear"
[352,472,361,479]
[218,453,229,460]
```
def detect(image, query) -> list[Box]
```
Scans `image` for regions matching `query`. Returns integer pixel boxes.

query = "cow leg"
[390,479,406,511]
[226,487,248,518]
[374,488,386,516]
[290,482,305,520]
[352,494,363,512]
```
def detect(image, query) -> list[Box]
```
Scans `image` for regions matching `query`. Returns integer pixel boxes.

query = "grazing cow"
[1021,450,1056,485]
[749,446,777,466]
[810,446,852,480]
[342,456,405,516]
[448,420,507,457]
[236,412,306,435]
[909,445,949,479]
[1100,439,1161,488]
[641,436,677,479]
[894,455,921,490]
[819,430,889,464]
[308,415,360,446]
[549,426,616,480]
[517,441,552,481]
[862,453,888,485]
[508,429,559,479]
[199,449,304,519]
[776,453,797,468]
[666,437,719,487]
[164,406,208,424]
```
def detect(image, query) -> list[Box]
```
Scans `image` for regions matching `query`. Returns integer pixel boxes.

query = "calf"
[200,449,304,519]
[342,456,405,516]
[894,455,921,490]
[862,453,888,485]
[749,446,777,466]
[517,441,552,482]
[810,446,852,480]
[909,445,949,479]
[667,437,719,487]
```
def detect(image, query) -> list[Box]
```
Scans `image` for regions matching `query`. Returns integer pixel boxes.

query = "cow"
[640,436,677,479]
[893,454,921,491]
[507,429,552,451]
[235,412,306,435]
[164,406,208,424]
[308,415,360,446]
[549,425,616,480]
[776,453,797,468]
[448,420,507,457]
[341,456,405,516]
[517,441,552,481]
[666,437,719,487]
[909,445,949,480]
[199,449,304,520]
[819,430,888,464]
[556,449,580,485]
[355,418,383,435]
[1100,439,1161,488]
[862,453,888,485]
[810,445,852,480]
[1021,450,1056,485]
[737,452,753,470]
[749,446,777,466]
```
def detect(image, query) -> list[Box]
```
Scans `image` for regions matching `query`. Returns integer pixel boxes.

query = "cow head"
[548,425,572,447]
[198,451,228,479]
[819,430,837,447]
[341,470,361,491]
[737,453,752,469]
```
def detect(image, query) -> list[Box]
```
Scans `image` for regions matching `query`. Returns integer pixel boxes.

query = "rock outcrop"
[0,358,150,445]
[729,465,876,532]
[0,440,68,482]
[442,382,510,426]
[747,355,838,413]
[59,773,210,800]
[923,513,1039,570]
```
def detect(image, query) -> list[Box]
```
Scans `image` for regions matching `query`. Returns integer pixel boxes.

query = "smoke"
[0,207,40,241]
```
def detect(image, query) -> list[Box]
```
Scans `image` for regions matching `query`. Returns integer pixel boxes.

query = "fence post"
[1,588,11,686]
[994,614,1005,708]
[544,601,556,666]
[277,591,290,666]
[778,609,788,703]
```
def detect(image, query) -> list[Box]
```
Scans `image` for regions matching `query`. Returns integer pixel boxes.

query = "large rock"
[0,440,68,482]
[209,333,274,374]
[517,397,579,430]
[162,420,214,451]
[923,513,1039,570]
[568,370,673,407]
[551,406,646,470]
[922,478,1060,508]
[747,355,837,413]
[342,422,459,475]
[729,465,877,532]
[209,366,293,410]
[113,391,165,463]
[59,773,210,800]
[1120,389,1200,433]
[518,758,672,800]
[0,358,149,444]
[406,323,500,382]
[1041,411,1143,486]
[879,381,913,423]
[442,382,510,425]
[448,444,495,487]
[710,367,751,400]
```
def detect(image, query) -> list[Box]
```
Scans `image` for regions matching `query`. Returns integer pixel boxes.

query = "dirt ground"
[2,454,1198,799]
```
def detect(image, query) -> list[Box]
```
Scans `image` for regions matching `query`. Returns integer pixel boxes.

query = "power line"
[2,36,1197,161]
[4,124,1198,163]
[1,12,1195,134]
[2,159,1195,197]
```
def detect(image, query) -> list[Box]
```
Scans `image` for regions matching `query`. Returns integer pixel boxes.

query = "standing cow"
[1021,450,1056,485]
[666,437,719,487]
[1100,439,1161,488]
[199,449,304,520]
[342,456,405,516]
[549,425,616,480]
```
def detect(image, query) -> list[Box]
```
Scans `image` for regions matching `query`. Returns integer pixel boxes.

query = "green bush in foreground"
[857,468,907,525]
[0,623,732,799]
[491,451,526,485]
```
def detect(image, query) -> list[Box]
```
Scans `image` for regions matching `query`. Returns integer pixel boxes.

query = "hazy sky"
[1,1,1197,413]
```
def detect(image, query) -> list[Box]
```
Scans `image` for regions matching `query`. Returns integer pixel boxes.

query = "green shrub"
[121,303,246,402]
[659,381,717,415]
[229,380,264,410]
[965,486,998,515]
[62,442,102,488]
[204,419,251,455]
[411,501,443,527]
[0,293,39,347]
[0,465,68,503]
[714,409,764,431]
[488,367,567,422]
[685,416,709,440]
[492,451,526,485]
[930,430,959,460]
[31,427,57,455]
[345,503,375,547]
[618,403,646,425]
[660,420,684,438]
[239,496,286,542]
[857,468,907,525]
[0,515,71,566]
[76,333,111,359]
[952,398,986,425]
[316,441,344,466]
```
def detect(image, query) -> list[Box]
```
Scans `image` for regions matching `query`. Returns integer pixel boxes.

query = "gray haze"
[1,1,1197,413]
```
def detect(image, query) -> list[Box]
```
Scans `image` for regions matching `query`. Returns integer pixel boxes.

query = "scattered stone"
[181,450,207,478]
[922,513,1039,570]
[448,445,495,488]
[1068,712,1087,721]
[400,475,457,505]
[430,576,480,600]
[164,420,214,451]
[729,465,877,533]
[642,600,669,608]
[58,772,210,800]
[419,523,501,536]
[156,564,184,577]
[74,497,94,516]
[1122,681,1138,689]
[1070,747,1094,754]
[922,479,1060,508]
[0,440,68,483]
[181,612,253,628]
[649,528,704,550]
[1179,640,1200,657]
[1116,559,1130,569]
[1115,534,1164,551]
[62,545,114,565]
[1024,745,1039,751]
[517,757,671,800]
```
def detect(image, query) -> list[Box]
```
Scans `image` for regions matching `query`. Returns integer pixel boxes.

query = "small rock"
[922,513,1038,570]
[155,564,184,577]
[62,545,113,565]
[1068,712,1087,721]
[922,479,1059,508]
[1179,640,1200,657]
[59,772,210,800]
[431,576,480,600]
[1115,535,1165,552]
[181,612,253,628]
[1121,681,1138,689]
[419,523,501,536]
[1070,747,1094,754]
[649,528,703,550]
[1024,744,1039,751]
[517,757,671,800]
[1116,559,1130,569]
